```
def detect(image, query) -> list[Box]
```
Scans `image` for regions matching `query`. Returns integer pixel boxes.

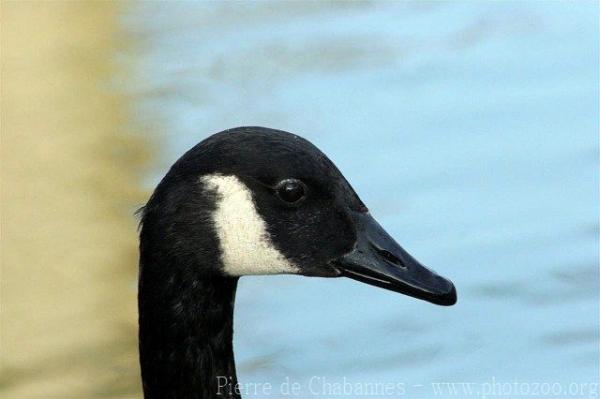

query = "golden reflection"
[2,2,148,397]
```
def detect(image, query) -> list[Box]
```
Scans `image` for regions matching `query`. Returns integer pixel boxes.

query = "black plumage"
[138,126,456,399]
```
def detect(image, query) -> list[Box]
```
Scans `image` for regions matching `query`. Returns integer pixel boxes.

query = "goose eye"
[276,179,306,203]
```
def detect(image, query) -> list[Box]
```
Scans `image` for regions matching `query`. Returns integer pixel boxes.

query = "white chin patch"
[201,174,299,276]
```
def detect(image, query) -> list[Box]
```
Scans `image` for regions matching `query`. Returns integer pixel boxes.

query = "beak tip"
[435,282,457,306]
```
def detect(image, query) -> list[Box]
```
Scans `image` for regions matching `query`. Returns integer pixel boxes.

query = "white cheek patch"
[200,174,299,276]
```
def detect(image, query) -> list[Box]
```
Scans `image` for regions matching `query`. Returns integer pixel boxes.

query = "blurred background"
[2,1,598,398]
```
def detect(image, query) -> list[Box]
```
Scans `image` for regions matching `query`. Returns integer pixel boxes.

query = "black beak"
[331,212,457,306]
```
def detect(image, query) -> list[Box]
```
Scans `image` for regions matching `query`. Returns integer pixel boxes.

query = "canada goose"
[138,126,456,398]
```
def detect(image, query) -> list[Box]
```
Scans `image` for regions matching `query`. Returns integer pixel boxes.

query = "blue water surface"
[122,2,599,397]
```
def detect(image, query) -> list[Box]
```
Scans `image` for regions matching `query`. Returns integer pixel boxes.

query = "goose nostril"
[376,248,407,269]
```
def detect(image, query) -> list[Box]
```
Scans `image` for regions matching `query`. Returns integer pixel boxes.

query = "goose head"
[141,126,456,306]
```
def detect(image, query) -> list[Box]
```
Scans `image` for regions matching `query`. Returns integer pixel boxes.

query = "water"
[122,2,599,397]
